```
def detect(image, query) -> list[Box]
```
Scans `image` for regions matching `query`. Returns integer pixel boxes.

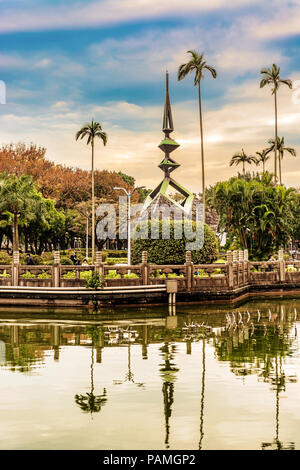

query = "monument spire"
[162,72,174,137]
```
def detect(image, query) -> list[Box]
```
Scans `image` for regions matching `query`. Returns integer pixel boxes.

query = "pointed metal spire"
[162,72,174,137]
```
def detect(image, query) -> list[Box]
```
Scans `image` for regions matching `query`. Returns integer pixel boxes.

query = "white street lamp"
[114,186,145,266]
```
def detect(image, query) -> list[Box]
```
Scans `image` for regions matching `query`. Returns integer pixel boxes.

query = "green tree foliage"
[117,171,135,187]
[131,220,218,264]
[211,175,297,259]
[265,136,296,185]
[0,174,39,251]
[229,149,258,175]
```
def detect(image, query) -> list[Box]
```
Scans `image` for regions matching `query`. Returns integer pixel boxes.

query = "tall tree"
[0,174,37,252]
[256,149,270,173]
[76,121,107,263]
[230,149,258,175]
[177,51,217,221]
[260,64,292,183]
[265,137,296,185]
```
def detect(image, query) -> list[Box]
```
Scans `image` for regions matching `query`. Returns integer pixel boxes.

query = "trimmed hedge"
[131,220,218,265]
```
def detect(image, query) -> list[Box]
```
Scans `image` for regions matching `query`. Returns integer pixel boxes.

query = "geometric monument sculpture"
[143,72,194,214]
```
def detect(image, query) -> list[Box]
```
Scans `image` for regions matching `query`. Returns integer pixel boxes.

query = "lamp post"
[86,211,89,261]
[113,186,145,266]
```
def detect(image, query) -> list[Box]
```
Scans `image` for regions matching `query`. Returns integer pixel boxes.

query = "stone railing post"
[278,249,284,261]
[53,251,60,287]
[185,250,193,291]
[12,251,19,286]
[238,251,244,283]
[95,251,104,279]
[278,250,285,283]
[244,249,249,282]
[141,251,149,285]
[226,250,232,264]
[232,250,238,263]
[227,259,234,289]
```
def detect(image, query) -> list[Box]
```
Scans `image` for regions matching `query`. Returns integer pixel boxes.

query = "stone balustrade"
[0,250,299,293]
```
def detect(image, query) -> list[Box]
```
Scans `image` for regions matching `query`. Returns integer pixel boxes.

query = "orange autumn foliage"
[0,143,138,208]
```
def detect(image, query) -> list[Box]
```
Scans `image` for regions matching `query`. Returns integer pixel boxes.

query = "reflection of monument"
[159,342,179,449]
[143,73,194,215]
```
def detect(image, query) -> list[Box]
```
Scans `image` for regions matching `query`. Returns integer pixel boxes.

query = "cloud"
[246,4,300,39]
[1,81,299,192]
[0,0,259,33]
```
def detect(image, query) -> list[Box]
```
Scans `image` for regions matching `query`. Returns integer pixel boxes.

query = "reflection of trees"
[214,322,297,450]
[159,342,179,449]
[214,323,295,380]
[261,354,295,450]
[74,326,107,416]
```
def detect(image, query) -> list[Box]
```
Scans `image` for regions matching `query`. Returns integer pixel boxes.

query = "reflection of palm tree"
[261,351,295,450]
[199,339,206,450]
[75,329,107,416]
[114,340,144,386]
[159,342,179,449]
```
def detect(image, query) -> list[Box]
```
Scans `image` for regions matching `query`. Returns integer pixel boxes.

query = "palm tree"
[265,137,296,185]
[76,120,107,263]
[178,51,217,221]
[256,149,271,173]
[229,149,258,175]
[260,64,292,183]
[0,174,37,252]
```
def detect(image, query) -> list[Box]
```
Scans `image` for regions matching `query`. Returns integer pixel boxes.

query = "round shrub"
[60,256,74,265]
[131,220,218,265]
[0,252,12,265]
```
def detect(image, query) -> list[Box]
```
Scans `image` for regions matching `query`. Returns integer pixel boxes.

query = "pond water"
[0,297,300,450]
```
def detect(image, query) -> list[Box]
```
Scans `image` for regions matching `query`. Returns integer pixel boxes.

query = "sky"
[0,0,300,192]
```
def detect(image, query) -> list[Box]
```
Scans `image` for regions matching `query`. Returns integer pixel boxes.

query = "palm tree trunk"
[198,81,205,223]
[13,212,19,253]
[274,91,278,183]
[263,161,265,173]
[279,152,282,185]
[91,139,95,264]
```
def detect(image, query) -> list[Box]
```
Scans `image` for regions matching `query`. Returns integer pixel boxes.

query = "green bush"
[105,270,121,279]
[37,270,51,279]
[131,220,218,265]
[62,271,76,279]
[0,252,11,265]
[85,271,103,289]
[123,273,139,278]
[194,269,209,278]
[80,270,93,279]
[21,270,36,279]
[0,269,11,278]
[103,250,127,259]
[106,258,128,265]
[286,265,297,272]
[60,256,74,265]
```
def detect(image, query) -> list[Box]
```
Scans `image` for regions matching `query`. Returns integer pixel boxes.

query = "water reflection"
[0,299,299,450]
[74,327,107,416]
